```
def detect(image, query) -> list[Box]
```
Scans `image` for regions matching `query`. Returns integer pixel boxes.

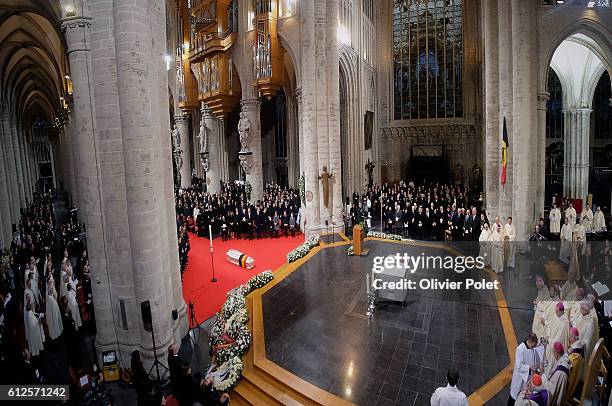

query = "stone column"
[511,0,537,239]
[239,99,263,202]
[10,118,26,208]
[174,113,191,188]
[113,0,184,360]
[325,0,343,226]
[218,118,229,182]
[497,0,513,221]
[484,0,500,220]
[1,113,19,219]
[0,128,12,248]
[18,127,32,200]
[563,108,591,203]
[536,93,549,213]
[201,106,222,194]
[299,0,322,234]
[62,13,117,357]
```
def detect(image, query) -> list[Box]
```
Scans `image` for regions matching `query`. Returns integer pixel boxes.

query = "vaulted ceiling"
[0,1,68,130]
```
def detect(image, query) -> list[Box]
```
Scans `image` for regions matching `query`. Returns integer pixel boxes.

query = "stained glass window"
[393,0,463,120]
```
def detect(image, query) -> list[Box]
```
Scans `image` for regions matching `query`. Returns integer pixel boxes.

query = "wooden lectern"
[353,225,364,256]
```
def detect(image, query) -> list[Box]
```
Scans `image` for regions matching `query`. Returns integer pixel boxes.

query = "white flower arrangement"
[287,233,320,262]
[367,231,414,242]
[211,356,243,391]
[245,270,274,292]
[208,270,274,389]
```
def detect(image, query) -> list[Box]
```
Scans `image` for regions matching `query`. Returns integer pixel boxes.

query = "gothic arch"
[541,19,612,94]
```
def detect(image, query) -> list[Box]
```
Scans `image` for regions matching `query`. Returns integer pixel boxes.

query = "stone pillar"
[10,118,26,208]
[174,113,191,188]
[299,0,321,234]
[325,0,343,226]
[62,13,118,359]
[239,99,263,202]
[0,128,12,248]
[536,93,549,214]
[218,118,229,182]
[511,0,537,239]
[483,0,500,220]
[563,108,591,203]
[18,127,32,200]
[112,0,185,361]
[201,106,222,194]
[1,113,19,219]
[497,0,513,221]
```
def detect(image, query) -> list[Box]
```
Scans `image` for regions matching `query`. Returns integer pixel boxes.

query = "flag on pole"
[501,117,508,185]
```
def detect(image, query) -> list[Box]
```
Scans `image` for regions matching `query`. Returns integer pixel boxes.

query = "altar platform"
[230,236,543,406]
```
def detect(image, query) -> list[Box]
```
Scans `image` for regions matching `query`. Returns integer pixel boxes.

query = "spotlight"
[64,4,76,17]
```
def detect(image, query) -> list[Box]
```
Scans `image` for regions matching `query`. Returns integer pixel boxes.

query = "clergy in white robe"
[532,276,551,340]
[580,205,593,233]
[559,219,572,264]
[59,269,68,300]
[559,280,578,303]
[544,303,570,376]
[479,223,492,266]
[67,284,82,329]
[593,207,606,233]
[543,343,571,406]
[510,334,540,401]
[45,291,63,340]
[24,304,45,356]
[573,300,597,364]
[568,288,585,326]
[565,204,577,228]
[504,217,517,269]
[491,223,504,274]
[549,205,561,235]
[573,221,587,255]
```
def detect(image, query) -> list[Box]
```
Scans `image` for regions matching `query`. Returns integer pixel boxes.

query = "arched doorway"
[545,33,608,206]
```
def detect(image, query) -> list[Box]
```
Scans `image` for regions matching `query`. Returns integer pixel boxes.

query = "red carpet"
[181,233,304,326]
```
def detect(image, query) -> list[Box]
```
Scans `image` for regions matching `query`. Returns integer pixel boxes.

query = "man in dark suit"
[167,344,182,395]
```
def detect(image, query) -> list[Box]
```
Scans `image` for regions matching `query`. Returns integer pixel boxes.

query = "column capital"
[240,98,261,113]
[174,113,190,125]
[201,105,216,120]
[61,16,92,52]
[536,92,550,110]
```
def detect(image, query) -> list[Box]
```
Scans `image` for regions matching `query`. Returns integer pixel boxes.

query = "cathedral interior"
[0,0,612,405]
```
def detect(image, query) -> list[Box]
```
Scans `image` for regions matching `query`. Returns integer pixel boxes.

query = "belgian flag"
[501,117,508,185]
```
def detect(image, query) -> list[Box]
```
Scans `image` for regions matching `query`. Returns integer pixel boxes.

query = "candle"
[209,224,213,249]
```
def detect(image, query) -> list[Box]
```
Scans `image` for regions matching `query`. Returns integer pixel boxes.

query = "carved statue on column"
[319,166,335,209]
[172,125,183,186]
[238,111,251,153]
[365,160,375,187]
[198,118,209,172]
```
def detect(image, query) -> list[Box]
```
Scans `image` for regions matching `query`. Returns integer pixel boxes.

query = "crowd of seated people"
[348,180,485,241]
[175,181,302,242]
[0,192,92,395]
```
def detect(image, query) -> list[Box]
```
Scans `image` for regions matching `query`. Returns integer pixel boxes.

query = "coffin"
[226,249,255,269]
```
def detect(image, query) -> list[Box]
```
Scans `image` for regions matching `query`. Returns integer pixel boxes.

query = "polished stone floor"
[262,240,535,406]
